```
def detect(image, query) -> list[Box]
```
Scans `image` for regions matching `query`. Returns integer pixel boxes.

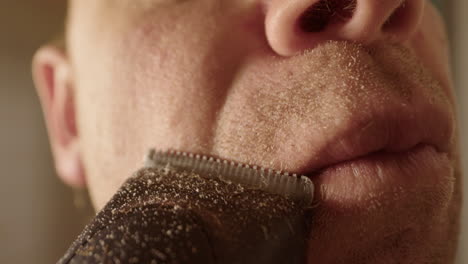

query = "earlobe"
[32,45,86,188]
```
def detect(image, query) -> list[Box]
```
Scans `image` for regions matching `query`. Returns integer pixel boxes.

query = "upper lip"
[277,97,455,176]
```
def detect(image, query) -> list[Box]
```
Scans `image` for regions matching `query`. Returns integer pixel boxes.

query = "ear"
[32,45,86,188]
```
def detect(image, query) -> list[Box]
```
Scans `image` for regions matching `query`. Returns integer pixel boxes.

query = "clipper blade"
[145,149,314,205]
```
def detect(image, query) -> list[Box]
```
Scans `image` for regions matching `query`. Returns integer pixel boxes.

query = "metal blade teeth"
[145,149,314,204]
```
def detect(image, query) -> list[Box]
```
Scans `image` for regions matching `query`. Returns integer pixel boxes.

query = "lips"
[277,90,455,177]
[270,82,457,207]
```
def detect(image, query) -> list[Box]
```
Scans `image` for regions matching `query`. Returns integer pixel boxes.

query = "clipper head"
[59,149,315,264]
[145,149,315,205]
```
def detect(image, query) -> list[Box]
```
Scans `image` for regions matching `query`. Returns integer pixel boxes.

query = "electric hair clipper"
[58,150,315,264]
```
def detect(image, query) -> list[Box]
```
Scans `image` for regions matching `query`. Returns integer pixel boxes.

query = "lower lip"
[310,144,452,208]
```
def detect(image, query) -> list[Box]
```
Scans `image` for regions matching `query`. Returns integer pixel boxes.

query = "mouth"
[207,42,456,209]
[269,87,455,206]
[308,143,452,207]
[278,94,454,178]
[279,92,456,209]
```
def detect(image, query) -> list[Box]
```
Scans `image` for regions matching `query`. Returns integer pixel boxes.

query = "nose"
[264,0,425,56]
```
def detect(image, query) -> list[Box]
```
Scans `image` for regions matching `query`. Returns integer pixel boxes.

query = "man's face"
[45,0,462,263]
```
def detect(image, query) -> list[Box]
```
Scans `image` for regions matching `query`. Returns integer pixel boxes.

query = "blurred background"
[0,1,94,263]
[0,0,466,263]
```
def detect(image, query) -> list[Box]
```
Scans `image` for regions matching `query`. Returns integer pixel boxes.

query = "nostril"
[299,0,357,33]
[382,1,411,33]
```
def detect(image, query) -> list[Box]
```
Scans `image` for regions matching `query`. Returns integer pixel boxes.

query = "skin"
[33,0,462,263]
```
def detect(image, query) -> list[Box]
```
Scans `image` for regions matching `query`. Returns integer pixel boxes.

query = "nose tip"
[265,0,425,56]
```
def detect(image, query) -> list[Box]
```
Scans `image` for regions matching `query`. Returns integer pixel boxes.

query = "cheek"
[73,26,201,206]
[111,13,223,151]
[71,3,250,206]
[104,3,259,154]
[409,4,454,101]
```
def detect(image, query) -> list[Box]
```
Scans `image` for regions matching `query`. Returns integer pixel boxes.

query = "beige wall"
[0,1,465,264]
[450,0,468,263]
